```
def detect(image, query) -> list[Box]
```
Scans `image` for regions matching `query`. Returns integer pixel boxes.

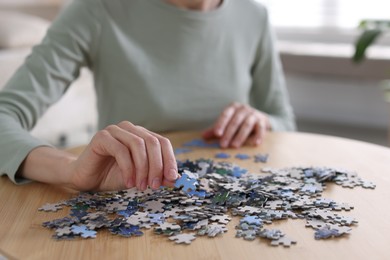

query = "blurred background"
[0,0,389,147]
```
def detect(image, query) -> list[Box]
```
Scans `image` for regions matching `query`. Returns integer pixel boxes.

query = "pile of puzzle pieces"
[39,156,375,247]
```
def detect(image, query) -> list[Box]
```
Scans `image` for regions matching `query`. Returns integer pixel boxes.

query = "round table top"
[1,131,389,260]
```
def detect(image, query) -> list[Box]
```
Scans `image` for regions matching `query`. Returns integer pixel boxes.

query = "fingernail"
[140,179,147,191]
[151,178,161,190]
[168,169,178,180]
[216,129,223,136]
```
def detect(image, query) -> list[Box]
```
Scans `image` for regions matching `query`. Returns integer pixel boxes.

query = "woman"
[0,0,295,191]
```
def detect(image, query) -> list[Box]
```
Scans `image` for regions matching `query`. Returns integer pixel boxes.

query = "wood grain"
[1,131,389,260]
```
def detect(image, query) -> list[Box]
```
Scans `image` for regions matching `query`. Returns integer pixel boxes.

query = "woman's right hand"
[67,121,179,191]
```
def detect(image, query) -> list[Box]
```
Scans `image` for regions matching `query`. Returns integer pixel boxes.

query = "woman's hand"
[203,103,271,148]
[67,121,178,191]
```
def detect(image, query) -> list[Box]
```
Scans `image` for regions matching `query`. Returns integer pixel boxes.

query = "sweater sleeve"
[249,7,296,131]
[0,0,101,184]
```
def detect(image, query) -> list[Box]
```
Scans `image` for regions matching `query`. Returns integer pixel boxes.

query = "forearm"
[18,146,77,188]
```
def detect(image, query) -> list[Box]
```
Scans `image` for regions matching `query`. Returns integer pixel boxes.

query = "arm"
[249,7,296,132]
[0,0,100,184]
[19,147,77,187]
[203,7,295,148]
[0,1,178,191]
[0,0,101,184]
[20,122,178,191]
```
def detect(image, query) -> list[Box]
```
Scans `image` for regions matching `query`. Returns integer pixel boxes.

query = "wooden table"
[1,131,390,260]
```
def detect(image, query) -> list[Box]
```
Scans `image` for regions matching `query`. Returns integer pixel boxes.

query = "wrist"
[58,152,78,189]
[20,146,77,187]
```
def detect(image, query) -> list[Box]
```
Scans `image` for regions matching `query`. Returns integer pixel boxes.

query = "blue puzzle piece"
[182,221,197,230]
[71,225,97,238]
[183,139,220,148]
[174,172,198,193]
[240,215,263,226]
[187,190,207,199]
[174,148,193,155]
[117,208,137,218]
[148,213,165,225]
[235,153,251,160]
[118,225,144,237]
[232,166,248,178]
[215,152,230,159]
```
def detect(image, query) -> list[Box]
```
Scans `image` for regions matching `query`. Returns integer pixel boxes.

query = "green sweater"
[0,0,295,183]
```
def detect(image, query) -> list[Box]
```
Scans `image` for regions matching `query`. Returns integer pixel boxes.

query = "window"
[255,0,390,47]
[256,0,389,29]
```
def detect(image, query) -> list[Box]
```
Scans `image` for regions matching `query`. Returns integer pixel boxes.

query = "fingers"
[117,122,177,190]
[220,105,249,148]
[151,133,178,183]
[88,122,177,191]
[133,126,178,187]
[99,125,149,189]
[230,113,257,148]
[117,123,162,190]
[250,119,267,146]
[212,104,237,137]
[90,129,135,188]
[207,103,270,148]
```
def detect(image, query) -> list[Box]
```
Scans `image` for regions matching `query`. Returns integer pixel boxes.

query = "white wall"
[278,36,390,130]
[286,72,389,129]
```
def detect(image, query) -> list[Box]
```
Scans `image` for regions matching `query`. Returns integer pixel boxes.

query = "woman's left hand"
[202,102,271,148]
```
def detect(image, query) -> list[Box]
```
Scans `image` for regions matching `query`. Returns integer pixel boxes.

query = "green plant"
[353,19,390,62]
[353,19,390,102]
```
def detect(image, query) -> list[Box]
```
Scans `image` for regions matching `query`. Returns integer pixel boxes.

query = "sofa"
[0,6,97,147]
